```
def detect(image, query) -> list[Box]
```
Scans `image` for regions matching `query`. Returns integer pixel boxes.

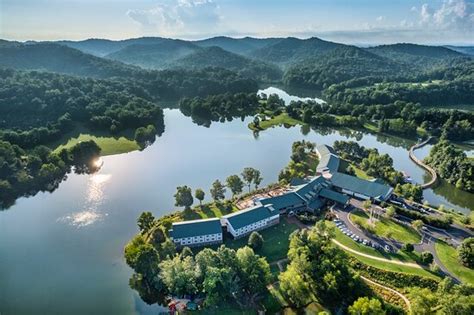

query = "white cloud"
[127,0,222,36]
[418,0,473,32]
[376,16,385,22]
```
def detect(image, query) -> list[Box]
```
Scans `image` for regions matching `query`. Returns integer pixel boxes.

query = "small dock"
[408,137,438,189]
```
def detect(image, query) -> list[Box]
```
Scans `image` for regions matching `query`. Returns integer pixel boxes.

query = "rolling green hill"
[171,46,282,81]
[367,43,465,68]
[283,46,406,88]
[0,42,137,78]
[250,37,345,66]
[106,39,199,69]
[194,36,280,55]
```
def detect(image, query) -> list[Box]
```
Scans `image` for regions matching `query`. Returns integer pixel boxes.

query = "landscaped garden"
[350,209,421,244]
[435,240,474,284]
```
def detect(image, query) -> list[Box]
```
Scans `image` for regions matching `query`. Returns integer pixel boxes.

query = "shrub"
[458,238,474,268]
[402,243,414,253]
[248,231,264,251]
[420,251,434,265]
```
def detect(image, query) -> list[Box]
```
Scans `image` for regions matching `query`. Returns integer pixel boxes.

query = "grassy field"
[182,203,240,221]
[226,218,299,262]
[248,113,301,131]
[350,210,421,244]
[435,240,474,284]
[54,133,140,156]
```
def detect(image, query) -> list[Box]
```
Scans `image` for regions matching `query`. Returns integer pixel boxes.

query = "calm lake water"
[0,87,472,315]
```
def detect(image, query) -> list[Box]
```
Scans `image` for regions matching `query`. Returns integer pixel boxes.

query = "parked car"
[384,245,391,252]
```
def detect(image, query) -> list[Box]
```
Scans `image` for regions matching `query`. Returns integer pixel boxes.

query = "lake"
[0,87,472,315]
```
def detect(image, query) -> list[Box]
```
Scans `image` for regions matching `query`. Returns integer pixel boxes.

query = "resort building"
[168,144,392,247]
[316,144,340,174]
[222,204,280,239]
[328,172,393,201]
[169,218,223,247]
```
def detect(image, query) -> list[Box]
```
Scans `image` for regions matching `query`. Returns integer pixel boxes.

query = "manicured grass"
[435,240,474,284]
[248,113,302,131]
[226,218,299,262]
[350,210,421,244]
[54,133,140,156]
[183,203,239,220]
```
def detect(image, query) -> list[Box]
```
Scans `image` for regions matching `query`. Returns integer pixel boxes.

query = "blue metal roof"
[319,188,350,204]
[316,145,340,173]
[308,198,325,210]
[259,192,305,211]
[170,218,222,239]
[330,172,393,200]
[223,205,276,230]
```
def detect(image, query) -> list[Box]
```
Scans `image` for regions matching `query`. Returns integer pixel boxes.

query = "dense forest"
[425,140,473,192]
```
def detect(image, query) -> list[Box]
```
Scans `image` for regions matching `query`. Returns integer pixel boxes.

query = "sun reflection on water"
[58,173,111,227]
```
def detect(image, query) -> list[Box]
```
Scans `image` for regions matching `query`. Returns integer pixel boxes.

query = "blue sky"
[1,0,473,44]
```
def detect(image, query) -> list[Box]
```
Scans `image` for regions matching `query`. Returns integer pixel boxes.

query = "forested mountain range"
[1,36,472,106]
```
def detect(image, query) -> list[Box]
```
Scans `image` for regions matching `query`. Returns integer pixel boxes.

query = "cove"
[0,88,472,315]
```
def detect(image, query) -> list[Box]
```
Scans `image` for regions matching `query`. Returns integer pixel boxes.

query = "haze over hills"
[0,36,471,92]
[106,39,199,69]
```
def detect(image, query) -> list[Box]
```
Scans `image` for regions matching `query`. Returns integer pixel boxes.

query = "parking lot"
[333,218,394,253]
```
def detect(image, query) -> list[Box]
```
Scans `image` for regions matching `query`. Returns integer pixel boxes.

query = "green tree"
[279,221,360,307]
[160,255,198,296]
[235,246,271,296]
[385,206,395,218]
[241,167,257,192]
[195,188,205,207]
[137,211,155,234]
[174,185,194,210]
[248,231,264,251]
[348,297,385,315]
[420,251,434,265]
[210,180,226,202]
[411,219,424,232]
[402,243,414,253]
[253,170,263,190]
[458,237,474,268]
[226,174,244,197]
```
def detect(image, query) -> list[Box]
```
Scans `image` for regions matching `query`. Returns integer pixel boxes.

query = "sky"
[1,0,473,45]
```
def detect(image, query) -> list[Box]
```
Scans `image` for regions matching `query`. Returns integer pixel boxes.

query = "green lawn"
[435,240,474,284]
[248,113,302,131]
[182,203,239,221]
[350,210,421,244]
[226,218,299,262]
[54,133,140,156]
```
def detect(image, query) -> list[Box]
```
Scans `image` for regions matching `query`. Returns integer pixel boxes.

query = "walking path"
[408,137,438,189]
[331,239,422,268]
[360,276,411,314]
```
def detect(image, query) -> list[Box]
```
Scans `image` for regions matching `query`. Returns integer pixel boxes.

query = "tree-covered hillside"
[367,43,464,67]
[171,46,282,81]
[106,39,199,69]
[0,42,138,78]
[194,36,280,55]
[283,46,407,89]
[250,37,344,66]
